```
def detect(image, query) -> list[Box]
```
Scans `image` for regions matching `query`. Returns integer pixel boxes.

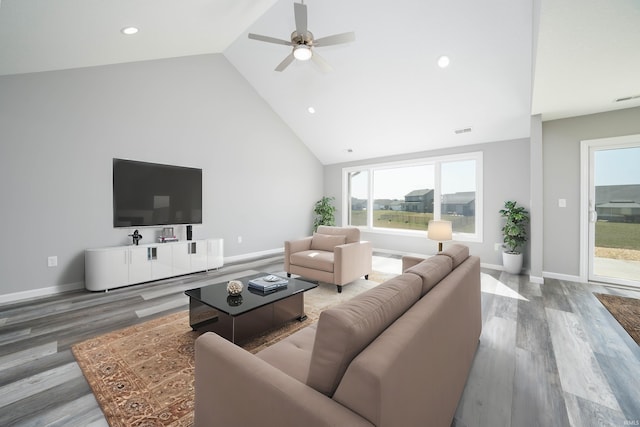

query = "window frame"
[341,151,483,242]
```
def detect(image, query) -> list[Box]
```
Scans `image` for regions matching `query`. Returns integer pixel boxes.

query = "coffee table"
[184,273,318,343]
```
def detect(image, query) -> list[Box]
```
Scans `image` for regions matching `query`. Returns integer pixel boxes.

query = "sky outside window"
[373,165,434,200]
[595,147,640,186]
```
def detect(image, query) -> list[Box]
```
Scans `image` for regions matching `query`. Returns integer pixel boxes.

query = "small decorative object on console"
[159,227,178,243]
[128,229,143,246]
[226,280,243,296]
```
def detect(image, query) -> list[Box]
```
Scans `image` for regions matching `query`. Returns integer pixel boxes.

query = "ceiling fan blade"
[313,32,356,47]
[294,2,308,36]
[311,51,333,73]
[248,33,294,46]
[275,53,296,72]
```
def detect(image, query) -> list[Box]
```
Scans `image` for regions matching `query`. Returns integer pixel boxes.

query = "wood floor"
[1,255,639,426]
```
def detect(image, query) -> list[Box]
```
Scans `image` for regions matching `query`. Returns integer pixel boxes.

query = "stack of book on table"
[248,275,289,293]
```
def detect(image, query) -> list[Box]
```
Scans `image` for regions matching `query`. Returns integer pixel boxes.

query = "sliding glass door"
[583,135,640,287]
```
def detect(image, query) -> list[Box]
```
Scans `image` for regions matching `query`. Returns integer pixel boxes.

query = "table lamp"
[427,220,452,252]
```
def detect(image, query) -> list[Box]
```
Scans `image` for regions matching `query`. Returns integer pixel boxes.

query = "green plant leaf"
[313,196,336,232]
[499,200,529,252]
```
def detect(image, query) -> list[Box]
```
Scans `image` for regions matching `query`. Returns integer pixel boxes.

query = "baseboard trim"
[224,248,284,264]
[0,281,85,304]
[480,262,503,271]
[529,275,545,284]
[542,271,582,283]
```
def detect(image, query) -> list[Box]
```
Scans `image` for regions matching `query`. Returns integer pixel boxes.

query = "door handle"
[589,210,598,223]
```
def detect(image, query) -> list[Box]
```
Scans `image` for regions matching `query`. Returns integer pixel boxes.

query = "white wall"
[542,106,640,278]
[0,54,323,300]
[323,138,531,267]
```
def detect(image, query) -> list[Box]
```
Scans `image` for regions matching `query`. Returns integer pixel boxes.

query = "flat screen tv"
[113,158,202,227]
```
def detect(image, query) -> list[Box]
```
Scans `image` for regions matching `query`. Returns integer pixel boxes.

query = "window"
[343,152,482,241]
[348,170,369,226]
[441,159,477,234]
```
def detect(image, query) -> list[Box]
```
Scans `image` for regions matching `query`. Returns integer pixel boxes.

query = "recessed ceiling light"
[121,27,139,36]
[437,55,450,68]
[307,106,316,114]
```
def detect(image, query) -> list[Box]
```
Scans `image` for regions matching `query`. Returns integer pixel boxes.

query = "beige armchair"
[285,226,372,293]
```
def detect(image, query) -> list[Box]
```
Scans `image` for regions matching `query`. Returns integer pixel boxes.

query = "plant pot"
[502,251,523,274]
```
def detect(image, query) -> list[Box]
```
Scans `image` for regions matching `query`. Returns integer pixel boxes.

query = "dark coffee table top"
[184,272,318,316]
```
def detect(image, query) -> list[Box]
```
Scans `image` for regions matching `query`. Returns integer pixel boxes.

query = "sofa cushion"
[441,244,469,268]
[310,233,346,252]
[290,250,334,273]
[405,255,453,296]
[306,273,422,396]
[256,324,317,384]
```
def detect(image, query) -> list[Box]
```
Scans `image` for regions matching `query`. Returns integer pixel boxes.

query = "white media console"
[85,238,224,291]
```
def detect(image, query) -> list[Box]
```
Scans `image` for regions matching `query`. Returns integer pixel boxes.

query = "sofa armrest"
[401,255,426,272]
[334,241,373,285]
[194,332,373,427]
[284,237,313,272]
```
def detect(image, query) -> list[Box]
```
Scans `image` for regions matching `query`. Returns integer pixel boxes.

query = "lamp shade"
[427,220,452,241]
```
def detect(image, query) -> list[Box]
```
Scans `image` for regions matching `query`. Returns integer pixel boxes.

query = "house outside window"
[343,152,483,241]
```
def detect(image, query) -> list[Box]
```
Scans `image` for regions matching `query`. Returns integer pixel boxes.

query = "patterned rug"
[594,292,640,345]
[72,275,388,426]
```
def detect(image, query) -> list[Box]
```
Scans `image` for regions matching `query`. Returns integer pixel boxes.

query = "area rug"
[72,274,389,427]
[594,292,640,346]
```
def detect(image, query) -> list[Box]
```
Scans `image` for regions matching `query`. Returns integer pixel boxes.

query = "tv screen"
[113,158,202,227]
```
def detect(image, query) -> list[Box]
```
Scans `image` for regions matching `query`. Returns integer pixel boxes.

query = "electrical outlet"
[237,236,242,244]
[494,243,502,252]
[47,256,58,267]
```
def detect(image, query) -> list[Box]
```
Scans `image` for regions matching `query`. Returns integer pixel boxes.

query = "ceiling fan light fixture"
[293,45,312,61]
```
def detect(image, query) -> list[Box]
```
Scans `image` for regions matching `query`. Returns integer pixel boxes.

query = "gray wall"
[542,106,640,277]
[0,54,323,300]
[324,138,531,266]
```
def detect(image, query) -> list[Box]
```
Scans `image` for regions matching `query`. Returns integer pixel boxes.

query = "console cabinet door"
[189,241,207,272]
[85,248,129,291]
[128,246,152,284]
[172,242,192,276]
[207,238,224,269]
[151,244,173,279]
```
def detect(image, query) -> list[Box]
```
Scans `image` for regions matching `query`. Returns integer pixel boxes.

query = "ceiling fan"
[248,1,355,72]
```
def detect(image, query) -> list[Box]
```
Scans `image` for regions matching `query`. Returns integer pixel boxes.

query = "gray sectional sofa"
[194,244,482,427]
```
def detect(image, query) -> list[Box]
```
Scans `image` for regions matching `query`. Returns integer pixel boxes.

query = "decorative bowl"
[226,280,243,296]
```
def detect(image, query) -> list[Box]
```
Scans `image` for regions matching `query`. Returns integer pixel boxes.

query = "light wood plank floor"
[1,255,639,426]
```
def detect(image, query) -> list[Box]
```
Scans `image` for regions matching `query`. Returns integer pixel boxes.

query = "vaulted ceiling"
[1,0,639,164]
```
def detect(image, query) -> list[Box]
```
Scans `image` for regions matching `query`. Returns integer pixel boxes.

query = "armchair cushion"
[310,233,347,252]
[316,226,360,244]
[290,251,335,273]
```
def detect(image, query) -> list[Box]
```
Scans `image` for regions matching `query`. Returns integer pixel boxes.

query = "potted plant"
[313,196,336,232]
[499,200,529,274]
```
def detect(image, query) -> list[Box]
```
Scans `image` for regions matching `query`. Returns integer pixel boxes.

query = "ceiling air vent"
[614,94,640,102]
[454,127,472,135]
